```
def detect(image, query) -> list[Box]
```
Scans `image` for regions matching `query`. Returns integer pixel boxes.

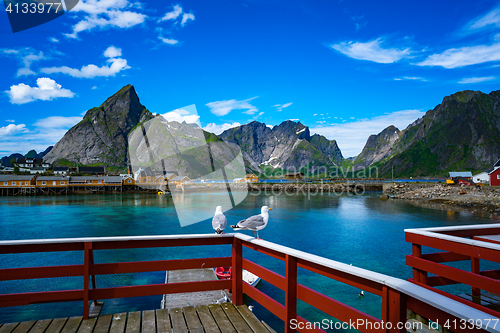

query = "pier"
[0,303,275,333]
[161,268,231,309]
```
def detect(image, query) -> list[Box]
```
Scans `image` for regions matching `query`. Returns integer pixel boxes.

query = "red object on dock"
[215,266,232,280]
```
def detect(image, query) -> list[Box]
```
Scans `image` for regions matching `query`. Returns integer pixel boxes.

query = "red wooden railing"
[406,224,500,318]
[0,233,498,333]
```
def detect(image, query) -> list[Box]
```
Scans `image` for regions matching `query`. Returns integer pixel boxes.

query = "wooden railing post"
[471,256,481,300]
[411,243,427,284]
[382,286,407,333]
[89,247,98,304]
[83,242,92,319]
[232,237,243,305]
[285,254,297,333]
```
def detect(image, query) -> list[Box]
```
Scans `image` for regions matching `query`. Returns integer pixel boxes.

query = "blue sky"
[1,0,500,158]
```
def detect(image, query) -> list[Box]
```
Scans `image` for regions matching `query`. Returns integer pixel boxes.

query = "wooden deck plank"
[60,317,82,333]
[220,303,252,333]
[44,318,67,333]
[168,308,187,333]
[141,311,155,333]
[182,306,203,333]
[108,313,126,333]
[155,309,171,333]
[194,305,220,333]
[260,322,276,333]
[125,312,141,333]
[89,302,104,319]
[236,306,269,333]
[0,323,19,333]
[12,321,36,333]
[27,319,52,333]
[76,318,97,333]
[208,304,236,333]
[93,315,112,333]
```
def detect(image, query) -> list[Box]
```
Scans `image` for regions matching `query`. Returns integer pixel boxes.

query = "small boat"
[242,269,261,286]
[215,267,232,280]
[214,267,261,287]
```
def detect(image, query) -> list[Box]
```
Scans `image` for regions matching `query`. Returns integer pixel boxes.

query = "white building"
[473,172,489,184]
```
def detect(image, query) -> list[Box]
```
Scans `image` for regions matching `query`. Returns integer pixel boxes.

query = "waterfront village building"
[77,166,106,175]
[120,174,136,185]
[233,178,246,183]
[30,167,46,174]
[284,172,305,180]
[448,172,473,180]
[0,175,36,187]
[244,174,258,182]
[54,167,70,176]
[473,172,490,184]
[489,159,500,186]
[14,158,50,173]
[170,176,192,185]
[36,176,69,187]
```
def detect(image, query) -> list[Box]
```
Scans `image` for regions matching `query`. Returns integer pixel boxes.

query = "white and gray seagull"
[212,206,227,234]
[231,206,272,239]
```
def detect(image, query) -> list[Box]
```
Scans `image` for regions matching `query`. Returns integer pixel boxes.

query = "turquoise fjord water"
[0,192,495,331]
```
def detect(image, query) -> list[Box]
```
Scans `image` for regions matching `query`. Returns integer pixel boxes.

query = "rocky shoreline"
[383,183,500,213]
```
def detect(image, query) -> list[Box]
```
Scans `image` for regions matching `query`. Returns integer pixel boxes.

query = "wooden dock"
[161,269,231,309]
[0,303,275,333]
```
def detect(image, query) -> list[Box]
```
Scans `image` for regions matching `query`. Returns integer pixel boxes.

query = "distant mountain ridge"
[1,147,52,167]
[220,120,343,172]
[32,85,500,178]
[353,89,500,177]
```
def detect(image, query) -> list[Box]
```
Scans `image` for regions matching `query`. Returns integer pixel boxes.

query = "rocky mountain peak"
[43,85,153,168]
[443,90,480,104]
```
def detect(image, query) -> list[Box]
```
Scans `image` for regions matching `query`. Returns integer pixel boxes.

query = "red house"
[488,159,500,186]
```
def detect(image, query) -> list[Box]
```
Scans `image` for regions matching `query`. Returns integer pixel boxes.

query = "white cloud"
[159,4,182,22]
[206,97,258,116]
[458,76,496,84]
[417,42,500,68]
[34,116,83,128]
[0,116,82,155]
[273,102,293,112]
[66,0,146,38]
[311,109,425,157]
[49,37,59,43]
[6,78,75,104]
[289,119,299,121]
[181,12,195,26]
[159,37,179,45]
[266,124,274,129]
[394,76,427,81]
[104,45,122,58]
[5,120,15,123]
[203,122,241,135]
[161,108,200,124]
[1,48,47,77]
[0,124,28,136]
[468,7,500,30]
[41,47,130,78]
[331,39,411,64]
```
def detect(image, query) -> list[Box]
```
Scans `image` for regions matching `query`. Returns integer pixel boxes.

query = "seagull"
[231,206,272,239]
[212,206,227,234]
[358,290,364,298]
